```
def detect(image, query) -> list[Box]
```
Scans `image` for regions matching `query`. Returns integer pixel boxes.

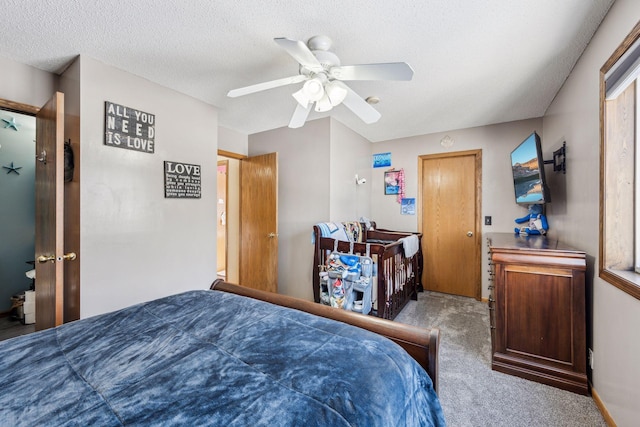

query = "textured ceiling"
[0,0,614,142]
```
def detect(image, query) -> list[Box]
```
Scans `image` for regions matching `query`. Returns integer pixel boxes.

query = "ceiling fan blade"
[288,103,312,128]
[330,62,414,81]
[227,75,307,98]
[274,37,324,73]
[341,86,382,124]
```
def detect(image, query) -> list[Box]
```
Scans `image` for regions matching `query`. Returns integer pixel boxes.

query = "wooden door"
[419,150,481,299]
[239,153,278,292]
[35,92,66,330]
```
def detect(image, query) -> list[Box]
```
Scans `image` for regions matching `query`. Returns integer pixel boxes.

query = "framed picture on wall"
[384,170,400,195]
[373,152,392,168]
[401,198,416,215]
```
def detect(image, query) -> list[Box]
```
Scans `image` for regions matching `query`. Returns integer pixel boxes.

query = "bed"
[313,221,423,319]
[1,280,444,426]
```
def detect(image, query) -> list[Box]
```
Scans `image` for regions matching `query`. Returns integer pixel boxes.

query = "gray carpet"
[395,291,606,427]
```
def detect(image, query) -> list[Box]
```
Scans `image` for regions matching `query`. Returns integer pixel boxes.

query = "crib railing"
[312,224,422,319]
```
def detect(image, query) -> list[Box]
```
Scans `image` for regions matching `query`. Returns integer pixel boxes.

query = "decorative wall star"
[3,162,22,174]
[2,116,20,131]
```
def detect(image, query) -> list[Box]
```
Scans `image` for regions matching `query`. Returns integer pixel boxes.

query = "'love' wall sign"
[104,101,155,153]
[164,161,201,199]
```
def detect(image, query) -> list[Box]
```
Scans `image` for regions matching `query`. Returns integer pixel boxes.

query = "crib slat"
[312,223,422,319]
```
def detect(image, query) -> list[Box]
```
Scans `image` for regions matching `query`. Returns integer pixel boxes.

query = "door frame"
[218,149,246,284]
[35,92,66,329]
[417,149,482,300]
[216,159,229,278]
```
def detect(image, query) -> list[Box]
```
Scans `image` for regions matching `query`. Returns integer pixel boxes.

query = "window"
[600,20,640,300]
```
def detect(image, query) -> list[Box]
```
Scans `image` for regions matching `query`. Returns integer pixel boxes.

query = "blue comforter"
[1,290,444,426]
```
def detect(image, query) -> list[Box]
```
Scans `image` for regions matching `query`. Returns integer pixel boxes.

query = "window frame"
[599,20,640,301]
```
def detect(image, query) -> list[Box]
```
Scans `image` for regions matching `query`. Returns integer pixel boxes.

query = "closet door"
[419,150,481,299]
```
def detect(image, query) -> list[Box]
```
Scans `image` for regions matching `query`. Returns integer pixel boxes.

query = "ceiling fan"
[227,35,414,128]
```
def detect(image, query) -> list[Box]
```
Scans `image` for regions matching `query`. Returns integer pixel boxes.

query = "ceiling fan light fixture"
[326,81,348,106]
[303,77,325,101]
[314,94,333,112]
[292,88,310,107]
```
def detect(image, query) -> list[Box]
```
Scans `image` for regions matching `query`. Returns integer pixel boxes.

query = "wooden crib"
[312,222,423,320]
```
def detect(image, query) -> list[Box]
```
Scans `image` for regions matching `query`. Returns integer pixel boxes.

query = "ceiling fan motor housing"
[307,35,332,51]
[310,50,341,72]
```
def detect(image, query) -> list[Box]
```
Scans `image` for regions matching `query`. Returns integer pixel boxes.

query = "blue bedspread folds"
[0,290,445,426]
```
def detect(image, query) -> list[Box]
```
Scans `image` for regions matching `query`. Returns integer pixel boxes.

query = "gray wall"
[0,111,36,310]
[248,117,375,301]
[370,118,544,301]
[73,56,219,317]
[369,119,544,235]
[248,118,332,300]
[1,54,220,317]
[0,55,58,107]
[218,126,248,155]
[542,0,640,424]
[329,119,372,222]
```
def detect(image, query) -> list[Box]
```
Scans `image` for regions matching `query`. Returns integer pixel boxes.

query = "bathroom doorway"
[0,109,36,338]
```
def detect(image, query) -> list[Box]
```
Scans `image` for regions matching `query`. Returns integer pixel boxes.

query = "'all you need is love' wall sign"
[104,101,155,153]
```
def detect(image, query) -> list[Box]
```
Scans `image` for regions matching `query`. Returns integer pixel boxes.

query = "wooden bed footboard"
[210,280,439,393]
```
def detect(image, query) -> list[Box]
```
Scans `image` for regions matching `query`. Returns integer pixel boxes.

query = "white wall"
[249,118,331,300]
[543,1,640,424]
[76,56,218,317]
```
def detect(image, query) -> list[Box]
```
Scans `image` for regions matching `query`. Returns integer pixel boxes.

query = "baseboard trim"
[592,386,616,426]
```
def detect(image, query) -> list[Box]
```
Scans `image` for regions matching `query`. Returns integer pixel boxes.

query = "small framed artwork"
[384,170,401,195]
[401,198,416,215]
[373,152,392,168]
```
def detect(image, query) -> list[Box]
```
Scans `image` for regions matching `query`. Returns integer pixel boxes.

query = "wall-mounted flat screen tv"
[510,132,551,204]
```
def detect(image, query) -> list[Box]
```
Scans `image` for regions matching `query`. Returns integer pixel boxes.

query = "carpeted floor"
[394,291,606,427]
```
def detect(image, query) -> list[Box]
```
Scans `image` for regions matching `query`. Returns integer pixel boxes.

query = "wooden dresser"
[487,233,588,395]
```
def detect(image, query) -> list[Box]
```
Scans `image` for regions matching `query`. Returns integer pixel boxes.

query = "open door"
[35,92,68,330]
[239,153,278,292]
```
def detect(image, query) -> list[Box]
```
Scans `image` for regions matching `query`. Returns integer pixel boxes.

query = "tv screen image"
[511,132,550,204]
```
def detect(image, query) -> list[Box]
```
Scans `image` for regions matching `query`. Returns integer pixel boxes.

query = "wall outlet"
[589,348,594,370]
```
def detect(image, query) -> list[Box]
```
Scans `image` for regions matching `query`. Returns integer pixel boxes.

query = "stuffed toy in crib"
[514,204,548,236]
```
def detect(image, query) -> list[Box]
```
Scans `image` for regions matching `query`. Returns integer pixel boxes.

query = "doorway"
[0,94,79,337]
[216,150,278,292]
[217,160,228,280]
[217,152,241,284]
[0,108,37,338]
[418,150,481,299]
